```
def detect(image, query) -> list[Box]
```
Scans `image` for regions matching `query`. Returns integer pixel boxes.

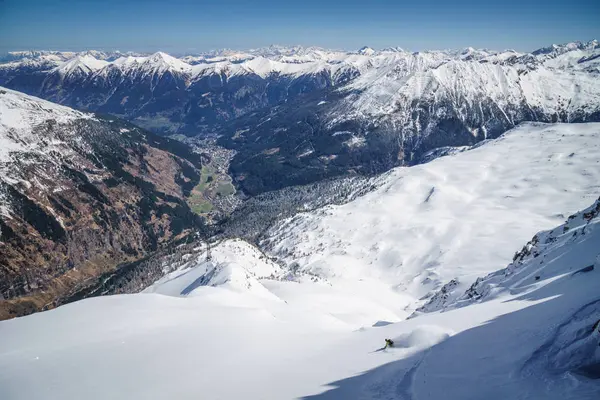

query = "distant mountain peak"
[141,51,190,74]
[358,46,375,55]
[55,54,108,75]
[380,46,406,53]
[531,39,599,56]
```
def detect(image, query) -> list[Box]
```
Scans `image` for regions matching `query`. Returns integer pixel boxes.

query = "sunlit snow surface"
[1,123,600,400]
[264,123,600,310]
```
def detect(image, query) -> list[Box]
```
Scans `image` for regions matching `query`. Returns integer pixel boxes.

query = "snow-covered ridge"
[0,87,95,222]
[55,55,109,76]
[416,196,600,314]
[331,40,600,129]
[3,39,597,81]
[460,197,600,306]
[0,50,145,64]
[1,40,598,140]
[0,87,92,164]
[145,239,286,299]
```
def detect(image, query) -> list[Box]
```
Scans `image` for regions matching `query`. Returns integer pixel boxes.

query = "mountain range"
[2,40,599,194]
[1,37,599,397]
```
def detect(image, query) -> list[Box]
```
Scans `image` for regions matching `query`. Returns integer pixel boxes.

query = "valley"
[1,40,599,194]
[1,38,600,400]
[184,143,237,217]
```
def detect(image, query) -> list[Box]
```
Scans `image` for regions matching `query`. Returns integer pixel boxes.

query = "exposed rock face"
[0,88,206,319]
[417,196,600,314]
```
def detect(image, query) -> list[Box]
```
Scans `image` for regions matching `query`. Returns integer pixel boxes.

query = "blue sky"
[1,0,598,54]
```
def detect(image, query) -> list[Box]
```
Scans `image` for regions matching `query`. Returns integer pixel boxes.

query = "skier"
[384,338,394,349]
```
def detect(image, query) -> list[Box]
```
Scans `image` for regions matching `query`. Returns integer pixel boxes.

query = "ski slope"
[0,197,599,400]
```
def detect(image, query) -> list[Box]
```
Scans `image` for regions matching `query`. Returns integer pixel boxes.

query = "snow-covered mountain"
[0,46,368,134]
[1,150,598,399]
[259,122,600,314]
[0,41,596,129]
[2,41,599,194]
[217,40,600,194]
[0,87,207,319]
[145,239,288,300]
[0,50,146,64]
[417,197,600,315]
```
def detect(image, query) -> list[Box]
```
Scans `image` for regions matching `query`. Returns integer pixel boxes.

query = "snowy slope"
[418,198,600,314]
[1,196,598,400]
[55,55,109,75]
[0,86,90,131]
[0,87,92,172]
[262,122,600,311]
[145,239,285,301]
[145,239,406,326]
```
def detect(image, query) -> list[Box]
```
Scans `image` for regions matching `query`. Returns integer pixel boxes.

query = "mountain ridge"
[0,87,208,319]
[3,40,598,197]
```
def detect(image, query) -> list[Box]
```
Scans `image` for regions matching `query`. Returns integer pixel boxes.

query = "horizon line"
[1,38,598,57]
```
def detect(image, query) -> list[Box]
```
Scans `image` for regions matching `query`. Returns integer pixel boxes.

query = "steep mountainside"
[0,87,206,319]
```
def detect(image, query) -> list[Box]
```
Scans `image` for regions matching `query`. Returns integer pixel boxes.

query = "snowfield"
[264,122,600,312]
[145,239,405,328]
[1,123,599,399]
[1,197,599,399]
